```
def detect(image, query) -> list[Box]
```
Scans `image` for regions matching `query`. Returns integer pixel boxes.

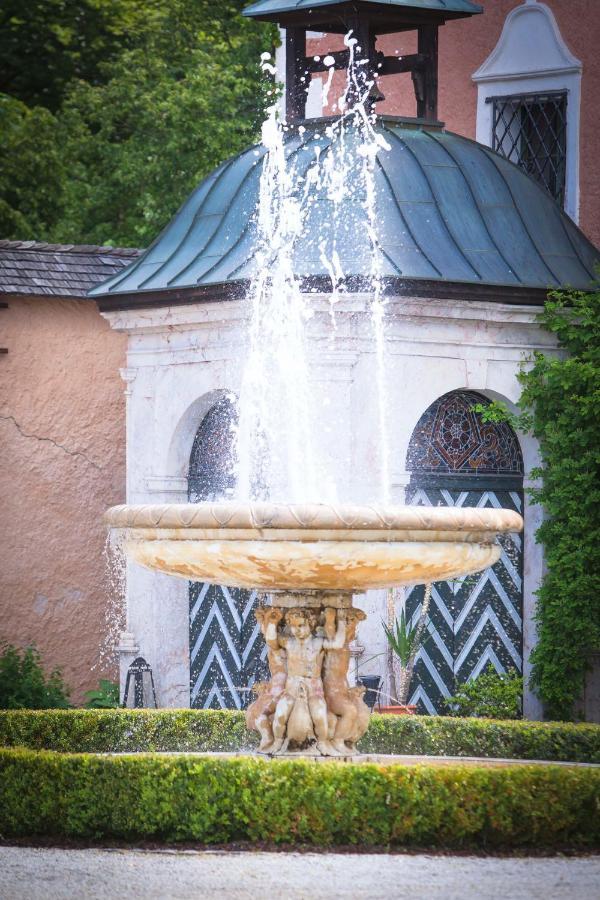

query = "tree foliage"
[1,1,276,246]
[478,290,600,720]
[0,0,138,110]
[0,95,67,239]
[523,290,600,720]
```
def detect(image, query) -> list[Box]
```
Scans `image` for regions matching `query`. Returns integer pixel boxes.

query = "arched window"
[187,397,267,710]
[188,396,237,502]
[405,391,524,714]
[407,390,523,479]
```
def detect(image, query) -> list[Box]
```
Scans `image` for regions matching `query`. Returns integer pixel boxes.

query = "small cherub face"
[291,620,311,640]
[287,611,312,640]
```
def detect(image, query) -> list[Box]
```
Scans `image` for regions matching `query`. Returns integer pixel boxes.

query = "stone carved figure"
[323,607,370,754]
[271,607,346,756]
[245,607,286,752]
[246,599,371,757]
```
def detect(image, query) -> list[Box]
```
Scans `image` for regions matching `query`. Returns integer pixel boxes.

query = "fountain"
[105,501,521,754]
[104,0,523,756]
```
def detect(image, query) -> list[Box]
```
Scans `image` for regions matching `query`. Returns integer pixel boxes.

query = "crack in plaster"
[0,414,102,470]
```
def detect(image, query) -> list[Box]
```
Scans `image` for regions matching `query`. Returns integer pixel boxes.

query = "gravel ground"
[0,847,598,900]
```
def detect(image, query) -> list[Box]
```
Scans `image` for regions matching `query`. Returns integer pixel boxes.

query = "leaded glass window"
[407,391,523,478]
[489,91,567,207]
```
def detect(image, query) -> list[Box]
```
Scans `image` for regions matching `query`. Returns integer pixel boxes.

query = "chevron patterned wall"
[405,486,523,714]
[189,582,269,709]
[187,398,270,710]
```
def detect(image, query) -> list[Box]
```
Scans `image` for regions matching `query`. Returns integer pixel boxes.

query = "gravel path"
[1,847,598,900]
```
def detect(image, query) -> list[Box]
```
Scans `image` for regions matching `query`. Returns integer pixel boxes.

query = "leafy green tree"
[1,0,276,246]
[0,0,145,111]
[0,95,67,238]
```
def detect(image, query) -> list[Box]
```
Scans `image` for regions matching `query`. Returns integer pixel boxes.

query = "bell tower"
[244,0,482,123]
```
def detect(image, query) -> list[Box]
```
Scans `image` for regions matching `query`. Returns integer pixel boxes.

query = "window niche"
[473,1,581,221]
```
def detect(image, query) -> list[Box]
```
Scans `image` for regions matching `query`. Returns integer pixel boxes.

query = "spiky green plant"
[382,608,422,668]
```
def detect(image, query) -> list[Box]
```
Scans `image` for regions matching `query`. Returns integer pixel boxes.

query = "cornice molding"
[473,1,582,84]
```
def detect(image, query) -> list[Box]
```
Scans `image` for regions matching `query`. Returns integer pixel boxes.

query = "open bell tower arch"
[244,0,482,123]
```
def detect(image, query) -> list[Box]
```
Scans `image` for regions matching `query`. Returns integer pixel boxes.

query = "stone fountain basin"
[105,502,523,591]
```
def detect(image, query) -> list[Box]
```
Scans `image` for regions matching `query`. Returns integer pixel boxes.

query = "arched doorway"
[188,396,268,709]
[405,391,524,714]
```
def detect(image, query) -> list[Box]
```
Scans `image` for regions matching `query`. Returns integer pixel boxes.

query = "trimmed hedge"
[0,709,251,754]
[1,748,598,848]
[360,714,600,763]
[1,709,599,763]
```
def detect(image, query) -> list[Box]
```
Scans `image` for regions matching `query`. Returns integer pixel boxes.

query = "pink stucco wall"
[309,0,600,246]
[0,296,126,703]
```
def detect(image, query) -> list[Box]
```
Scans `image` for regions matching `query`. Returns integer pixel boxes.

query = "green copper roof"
[90,119,599,301]
[243,1,482,19]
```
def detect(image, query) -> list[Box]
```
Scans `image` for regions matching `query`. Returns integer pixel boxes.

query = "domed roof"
[91,118,599,305]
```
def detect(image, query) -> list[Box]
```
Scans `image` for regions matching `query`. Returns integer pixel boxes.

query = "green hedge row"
[360,714,600,763]
[1,709,599,763]
[1,749,598,848]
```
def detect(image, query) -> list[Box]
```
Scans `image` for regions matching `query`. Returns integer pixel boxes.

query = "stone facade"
[104,293,553,718]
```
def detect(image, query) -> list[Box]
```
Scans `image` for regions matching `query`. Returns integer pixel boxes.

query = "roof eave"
[242,1,483,27]
[95,275,558,313]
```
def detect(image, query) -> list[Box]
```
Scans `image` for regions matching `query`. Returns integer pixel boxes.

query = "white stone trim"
[144,476,189,494]
[472,1,582,223]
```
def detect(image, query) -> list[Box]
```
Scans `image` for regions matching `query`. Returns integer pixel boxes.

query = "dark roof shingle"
[0,241,142,298]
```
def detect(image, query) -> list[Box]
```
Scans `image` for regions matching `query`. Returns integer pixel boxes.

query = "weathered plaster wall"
[308,0,600,246]
[0,296,126,703]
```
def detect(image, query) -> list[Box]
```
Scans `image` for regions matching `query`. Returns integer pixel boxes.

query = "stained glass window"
[407,391,523,477]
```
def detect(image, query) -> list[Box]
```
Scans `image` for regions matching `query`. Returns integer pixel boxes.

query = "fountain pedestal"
[247,591,369,756]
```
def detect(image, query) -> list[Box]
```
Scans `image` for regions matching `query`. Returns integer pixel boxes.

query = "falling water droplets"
[234,36,392,504]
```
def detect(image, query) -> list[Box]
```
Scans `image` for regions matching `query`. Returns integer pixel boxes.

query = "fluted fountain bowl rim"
[105,502,523,590]
[105,501,523,540]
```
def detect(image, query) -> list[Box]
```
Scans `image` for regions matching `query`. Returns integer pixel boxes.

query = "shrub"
[447,666,523,720]
[83,680,120,710]
[0,748,598,848]
[0,644,70,710]
[0,709,253,754]
[360,714,600,762]
[1,709,599,763]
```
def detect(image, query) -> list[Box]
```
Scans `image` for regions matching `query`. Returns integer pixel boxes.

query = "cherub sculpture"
[270,606,346,756]
[245,607,286,752]
[323,607,370,754]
